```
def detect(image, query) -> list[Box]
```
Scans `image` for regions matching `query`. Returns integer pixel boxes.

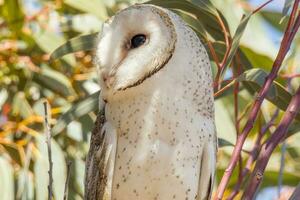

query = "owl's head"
[96,4,177,100]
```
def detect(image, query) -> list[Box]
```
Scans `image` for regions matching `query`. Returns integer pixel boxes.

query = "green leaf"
[52,91,99,135]
[148,0,224,41]
[67,121,83,141]
[150,0,217,15]
[12,92,34,119]
[241,45,273,71]
[190,0,215,12]
[287,122,300,138]
[215,99,236,145]
[218,138,234,148]
[61,14,102,33]
[34,135,67,200]
[64,0,108,20]
[2,0,24,32]
[50,33,98,60]
[238,69,300,121]
[282,0,293,19]
[33,66,76,97]
[0,157,14,200]
[33,30,76,66]
[220,14,251,77]
[261,11,287,32]
[1,142,23,166]
[174,10,208,40]
[17,169,34,200]
[74,159,85,195]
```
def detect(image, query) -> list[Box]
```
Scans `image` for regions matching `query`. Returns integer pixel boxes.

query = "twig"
[213,11,231,89]
[251,0,274,14]
[217,14,231,69]
[289,183,300,200]
[243,84,300,199]
[43,101,53,200]
[207,40,221,69]
[214,79,235,98]
[227,109,279,200]
[63,161,72,200]
[280,73,300,79]
[278,78,293,198]
[214,1,300,198]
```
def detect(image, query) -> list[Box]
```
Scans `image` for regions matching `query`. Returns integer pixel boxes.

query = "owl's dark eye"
[130,34,146,49]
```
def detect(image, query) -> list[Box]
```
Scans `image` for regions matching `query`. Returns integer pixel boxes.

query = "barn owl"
[85,4,217,200]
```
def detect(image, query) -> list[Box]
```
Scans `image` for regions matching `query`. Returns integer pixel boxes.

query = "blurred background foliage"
[0,0,299,199]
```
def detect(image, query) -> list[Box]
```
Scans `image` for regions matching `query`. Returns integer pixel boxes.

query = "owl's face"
[96,4,177,100]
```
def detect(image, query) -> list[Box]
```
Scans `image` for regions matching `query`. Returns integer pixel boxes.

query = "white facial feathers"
[96,5,177,99]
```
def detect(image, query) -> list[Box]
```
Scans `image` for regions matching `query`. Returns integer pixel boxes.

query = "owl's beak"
[101,71,115,89]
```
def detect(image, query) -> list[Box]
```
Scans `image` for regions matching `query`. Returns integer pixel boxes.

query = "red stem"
[251,0,274,14]
[227,110,279,200]
[243,85,300,199]
[214,1,300,199]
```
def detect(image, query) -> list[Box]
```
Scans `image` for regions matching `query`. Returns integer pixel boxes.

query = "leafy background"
[0,0,299,199]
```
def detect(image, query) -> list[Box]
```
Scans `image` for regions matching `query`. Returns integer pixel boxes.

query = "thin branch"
[289,183,300,200]
[243,85,300,199]
[280,73,300,79]
[214,79,235,98]
[43,101,53,200]
[214,1,300,198]
[227,109,279,200]
[278,79,293,198]
[213,11,231,89]
[207,40,221,69]
[251,0,274,14]
[217,14,231,68]
[63,161,72,200]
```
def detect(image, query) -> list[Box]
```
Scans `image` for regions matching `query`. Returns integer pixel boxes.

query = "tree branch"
[215,1,300,199]
[227,109,279,200]
[243,84,300,199]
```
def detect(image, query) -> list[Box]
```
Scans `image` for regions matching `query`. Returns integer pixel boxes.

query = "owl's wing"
[84,105,117,200]
[197,133,217,200]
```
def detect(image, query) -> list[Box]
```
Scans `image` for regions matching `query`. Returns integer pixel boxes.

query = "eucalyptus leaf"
[238,69,300,121]
[64,0,108,20]
[12,92,34,119]
[17,169,34,200]
[34,135,67,200]
[67,120,83,141]
[74,159,85,195]
[261,11,287,32]
[282,0,293,20]
[218,138,234,148]
[174,10,208,40]
[241,45,273,71]
[148,0,224,41]
[0,157,14,200]
[50,33,98,60]
[33,67,76,97]
[2,0,24,32]
[220,14,251,77]
[52,91,100,135]
[33,30,76,66]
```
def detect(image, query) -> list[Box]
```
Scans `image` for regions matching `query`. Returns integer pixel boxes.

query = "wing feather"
[84,107,117,200]
[197,136,217,200]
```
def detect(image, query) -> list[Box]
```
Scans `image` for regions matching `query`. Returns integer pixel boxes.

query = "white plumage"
[85,4,217,200]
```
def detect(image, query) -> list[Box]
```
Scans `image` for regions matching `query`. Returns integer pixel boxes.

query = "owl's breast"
[105,86,214,199]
